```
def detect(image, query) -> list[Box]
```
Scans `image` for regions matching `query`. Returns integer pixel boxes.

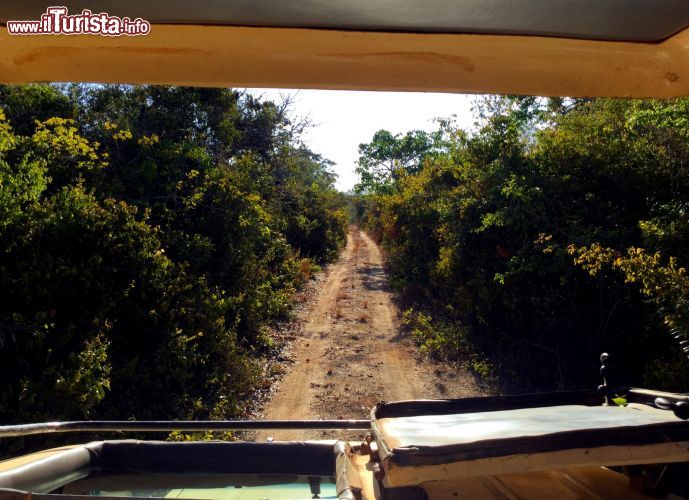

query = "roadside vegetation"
[3,86,688,438]
[355,96,689,392]
[0,84,348,431]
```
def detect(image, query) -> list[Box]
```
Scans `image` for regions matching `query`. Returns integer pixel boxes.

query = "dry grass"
[331,306,343,319]
[336,290,351,301]
[361,300,368,309]
[296,257,317,281]
[270,364,288,377]
[357,313,371,323]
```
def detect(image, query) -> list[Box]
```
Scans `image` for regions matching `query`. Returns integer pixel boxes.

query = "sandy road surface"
[256,227,480,441]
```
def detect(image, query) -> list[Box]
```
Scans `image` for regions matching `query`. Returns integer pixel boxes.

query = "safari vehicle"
[2,0,689,498]
[1,354,689,498]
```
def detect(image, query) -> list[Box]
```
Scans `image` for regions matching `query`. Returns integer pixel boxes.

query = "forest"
[354,96,689,393]
[2,87,689,442]
[0,84,348,432]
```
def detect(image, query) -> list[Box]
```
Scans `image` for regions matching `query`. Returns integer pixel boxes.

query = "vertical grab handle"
[598,352,612,405]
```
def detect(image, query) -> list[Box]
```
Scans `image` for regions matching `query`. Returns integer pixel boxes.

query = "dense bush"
[356,97,689,392]
[0,84,347,427]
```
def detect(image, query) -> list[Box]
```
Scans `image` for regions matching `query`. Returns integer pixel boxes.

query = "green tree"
[357,96,689,391]
[355,129,442,194]
[0,83,348,439]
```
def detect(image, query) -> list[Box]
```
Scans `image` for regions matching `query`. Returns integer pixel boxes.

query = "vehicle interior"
[2,385,689,499]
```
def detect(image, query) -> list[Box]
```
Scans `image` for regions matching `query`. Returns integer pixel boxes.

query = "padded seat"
[371,394,689,486]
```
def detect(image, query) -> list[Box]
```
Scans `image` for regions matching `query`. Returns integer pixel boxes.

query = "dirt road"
[256,227,480,441]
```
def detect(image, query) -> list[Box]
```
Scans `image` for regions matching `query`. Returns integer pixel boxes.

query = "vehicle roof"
[2,1,689,97]
[6,0,689,42]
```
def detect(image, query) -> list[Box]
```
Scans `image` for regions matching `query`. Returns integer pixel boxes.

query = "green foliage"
[0,84,347,430]
[402,308,462,356]
[359,96,689,392]
[401,308,494,382]
[354,128,445,194]
[570,244,689,389]
[0,84,75,136]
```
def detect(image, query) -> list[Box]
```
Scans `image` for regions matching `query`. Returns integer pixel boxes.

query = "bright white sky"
[247,89,476,191]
